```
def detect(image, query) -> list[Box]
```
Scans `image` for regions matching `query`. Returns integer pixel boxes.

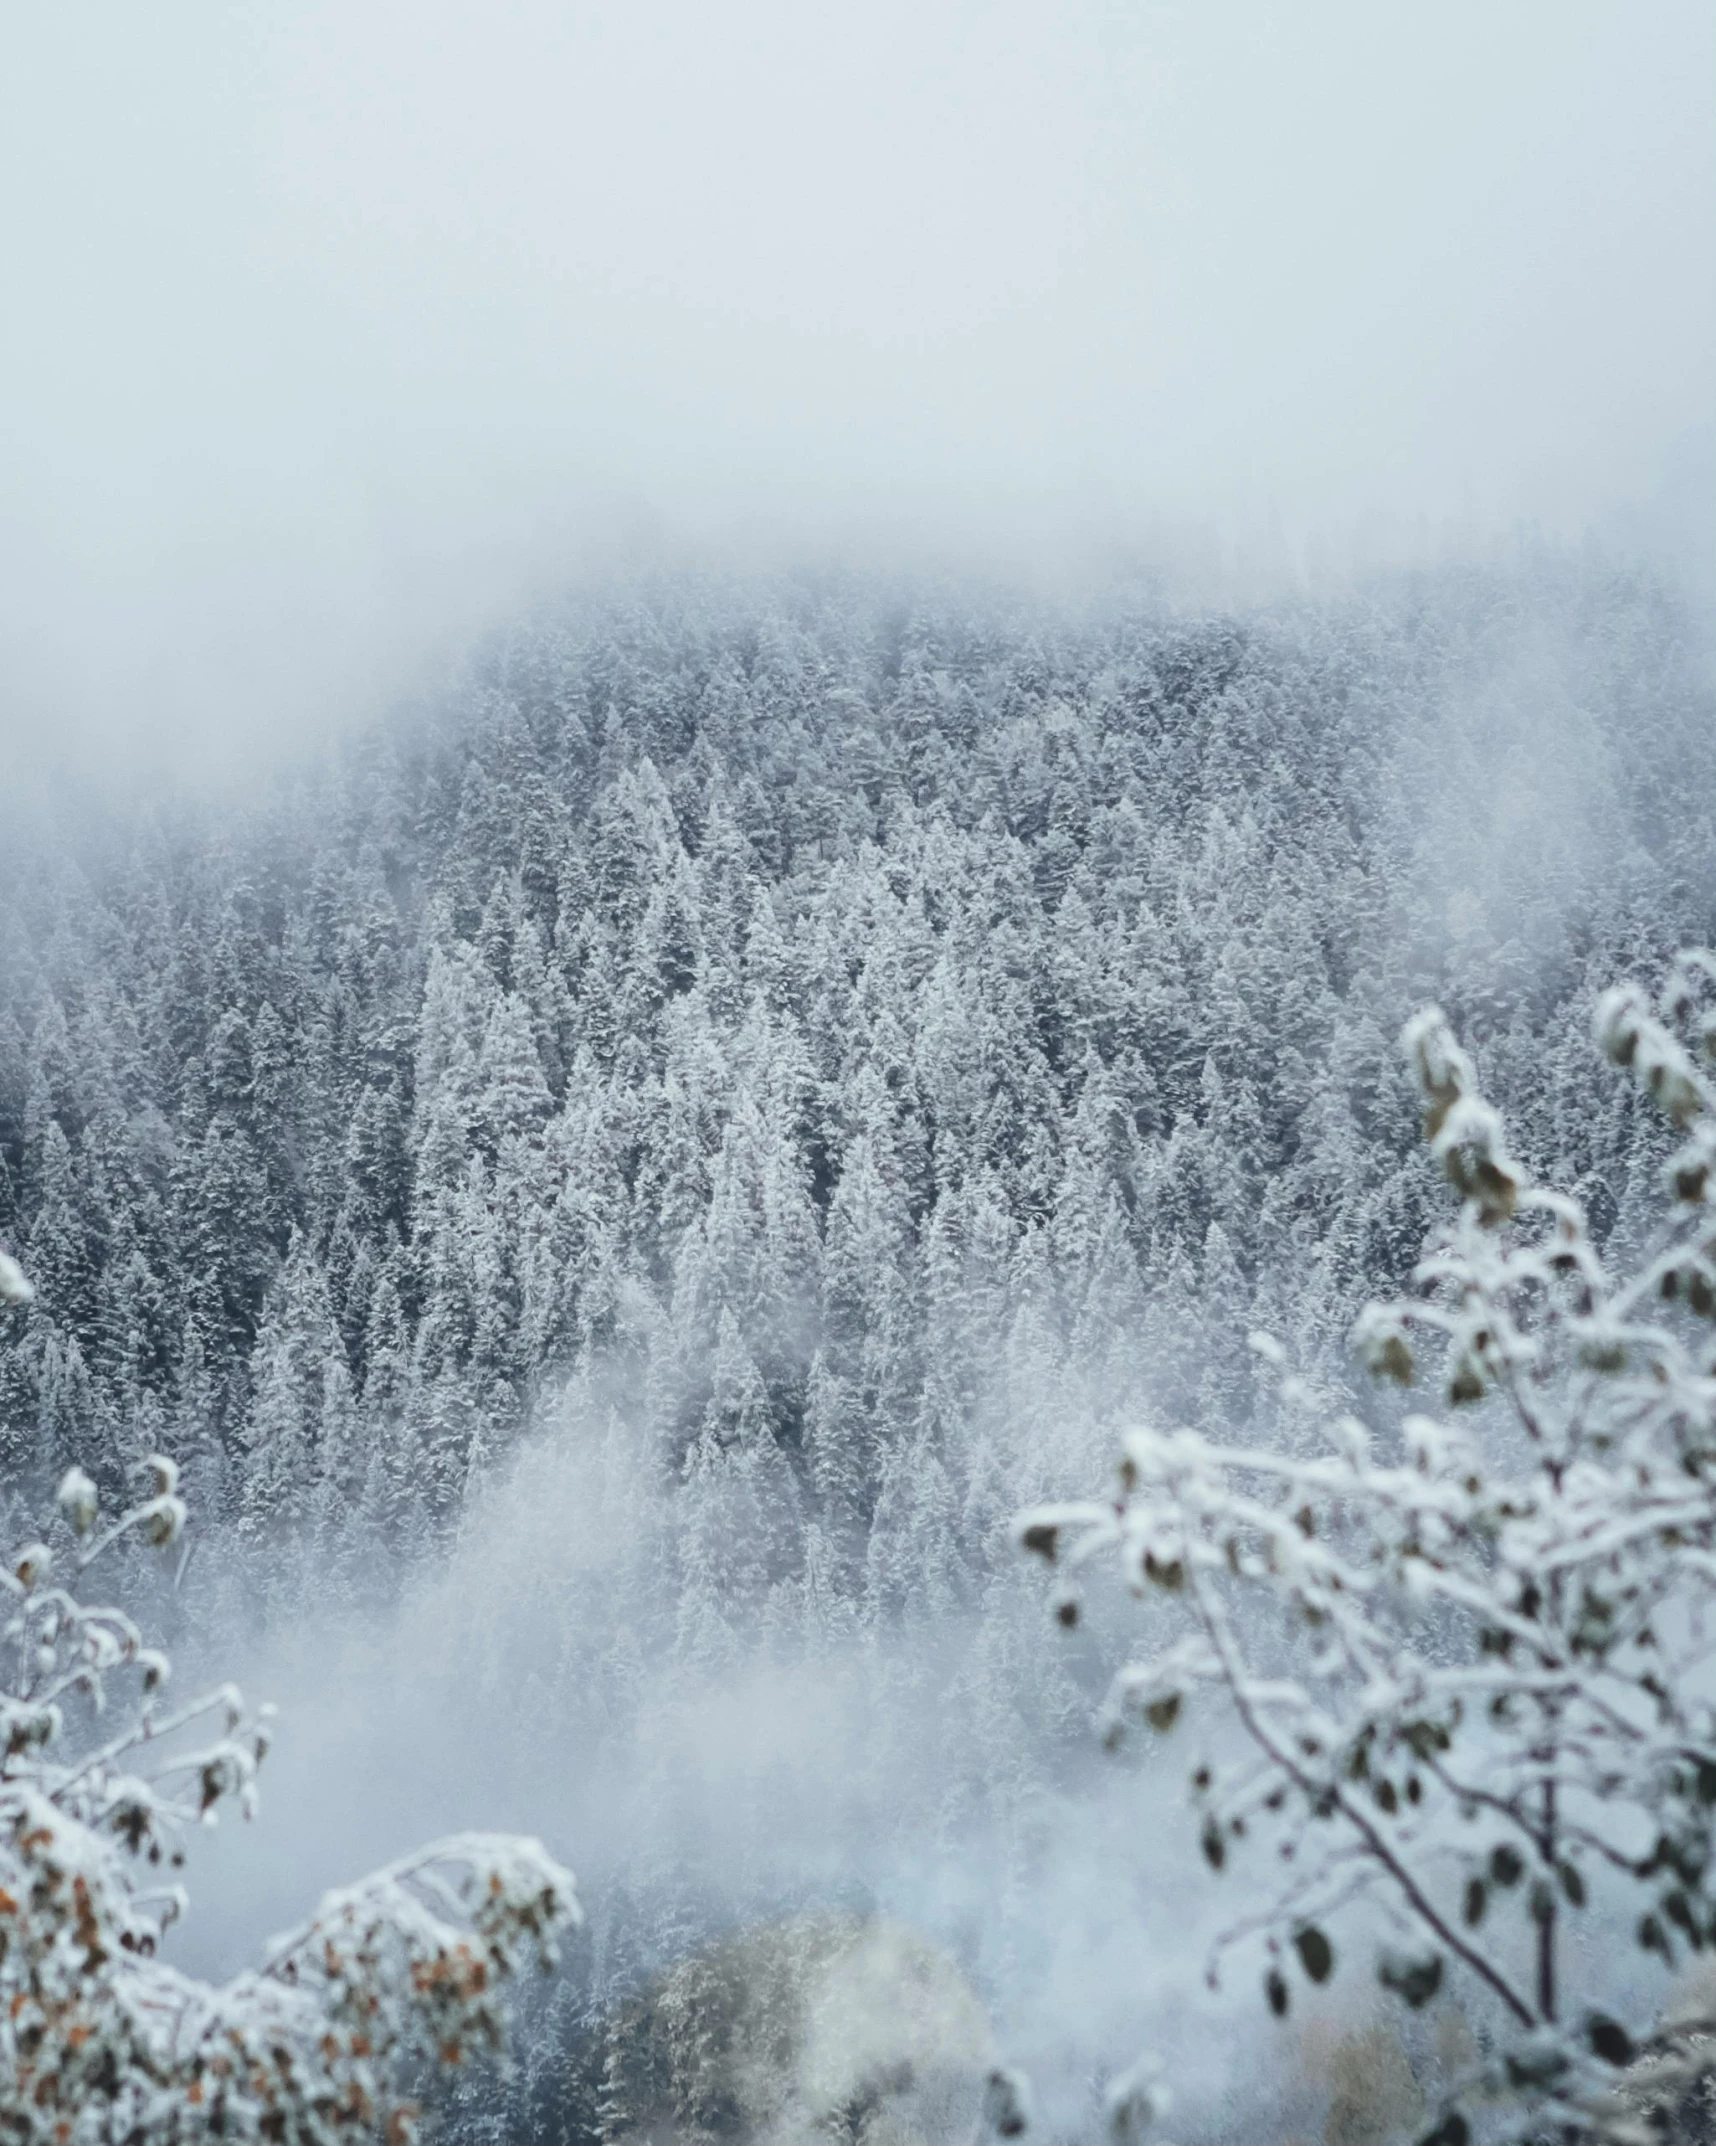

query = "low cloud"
[3,1,1711,777]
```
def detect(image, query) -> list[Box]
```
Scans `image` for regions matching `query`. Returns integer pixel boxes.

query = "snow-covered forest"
[4,557,1716,2137]
[5,0,1712,2135]
[6,562,1712,1550]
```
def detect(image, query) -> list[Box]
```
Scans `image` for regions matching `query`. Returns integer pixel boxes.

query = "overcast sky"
[3,1,1712,773]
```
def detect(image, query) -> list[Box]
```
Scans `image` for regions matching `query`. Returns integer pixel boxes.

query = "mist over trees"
[3,561,1710,1583]
[2,554,1715,2139]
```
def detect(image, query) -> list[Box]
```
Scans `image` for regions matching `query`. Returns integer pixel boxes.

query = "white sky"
[2,1,1712,770]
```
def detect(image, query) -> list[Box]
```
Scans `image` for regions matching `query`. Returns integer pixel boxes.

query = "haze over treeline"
[3,2,1712,778]
[3,557,1716,2135]
[5,560,1711,1554]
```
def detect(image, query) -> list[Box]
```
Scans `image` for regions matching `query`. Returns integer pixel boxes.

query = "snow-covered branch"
[1024,960,1716,2146]
[2,1439,579,2146]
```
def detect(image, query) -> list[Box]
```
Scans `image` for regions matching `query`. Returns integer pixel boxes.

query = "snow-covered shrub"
[0,1383,578,2146]
[1022,952,1716,2145]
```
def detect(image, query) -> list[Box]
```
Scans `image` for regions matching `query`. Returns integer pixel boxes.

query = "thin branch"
[1185,1546,1538,2028]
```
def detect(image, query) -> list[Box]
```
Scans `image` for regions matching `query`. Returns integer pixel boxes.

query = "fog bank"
[4,1,1712,776]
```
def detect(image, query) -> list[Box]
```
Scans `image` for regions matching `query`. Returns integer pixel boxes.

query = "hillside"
[3,561,1712,1595]
[6,555,1716,2134]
